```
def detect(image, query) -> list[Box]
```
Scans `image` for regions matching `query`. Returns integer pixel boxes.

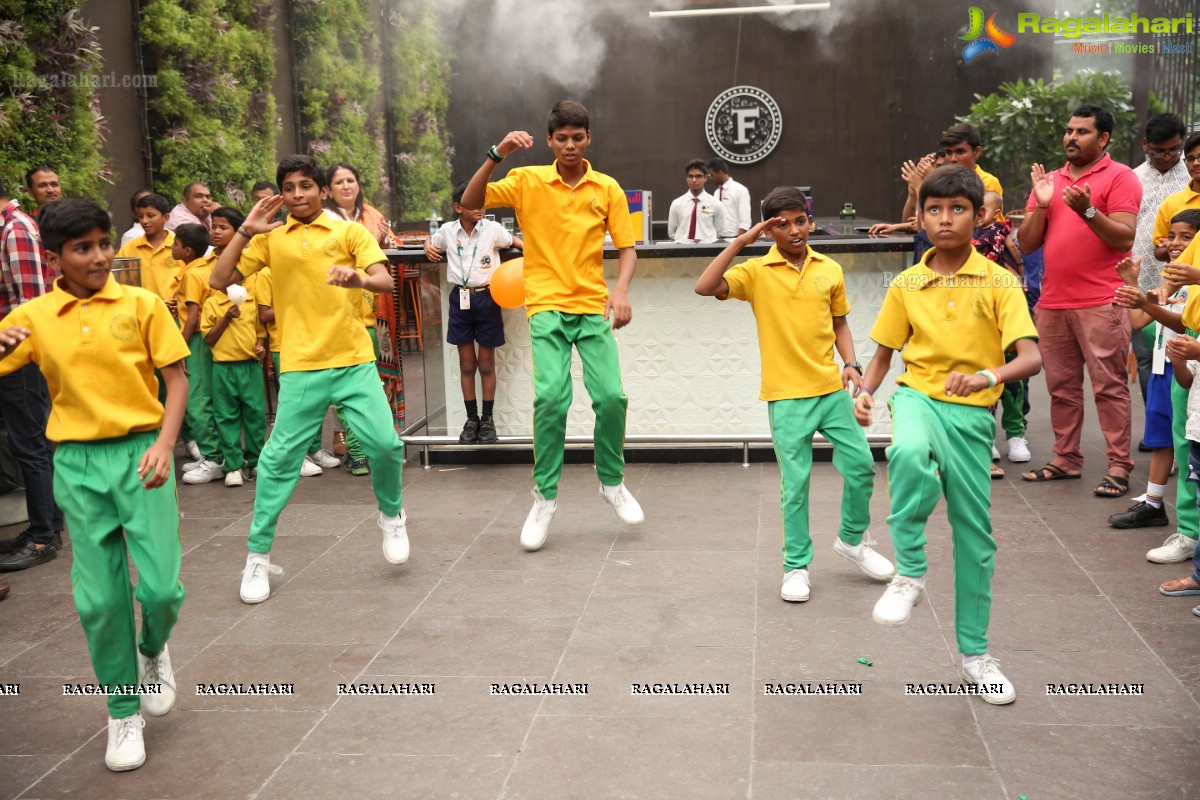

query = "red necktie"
[688,198,698,240]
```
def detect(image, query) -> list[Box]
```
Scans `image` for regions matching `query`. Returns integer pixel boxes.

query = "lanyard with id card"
[456,234,479,310]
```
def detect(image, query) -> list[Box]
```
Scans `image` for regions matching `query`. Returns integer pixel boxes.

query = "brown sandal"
[1021,463,1081,482]
[1093,474,1129,498]
[991,463,1005,480]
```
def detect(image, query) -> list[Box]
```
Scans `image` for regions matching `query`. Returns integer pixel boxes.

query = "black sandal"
[1021,463,1081,482]
[1093,474,1129,498]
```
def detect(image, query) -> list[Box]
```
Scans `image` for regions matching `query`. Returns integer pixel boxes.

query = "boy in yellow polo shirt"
[0,198,190,771]
[695,187,893,602]
[854,165,1041,705]
[171,223,220,474]
[1152,131,1200,260]
[116,193,179,317]
[211,155,408,605]
[461,100,644,552]
[194,281,264,487]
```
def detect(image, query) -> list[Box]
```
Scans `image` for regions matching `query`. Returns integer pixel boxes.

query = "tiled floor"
[1,378,1198,799]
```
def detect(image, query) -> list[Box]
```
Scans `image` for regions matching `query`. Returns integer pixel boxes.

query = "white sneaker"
[599,483,645,525]
[105,714,146,772]
[224,469,244,487]
[833,534,896,581]
[240,552,282,604]
[961,654,1016,705]
[310,449,341,469]
[1147,532,1198,564]
[520,491,557,551]
[379,510,409,564]
[181,459,205,473]
[991,445,1000,462]
[1007,437,1031,463]
[136,644,176,717]
[182,459,224,484]
[872,575,925,626]
[300,456,324,477]
[185,440,201,461]
[780,568,811,602]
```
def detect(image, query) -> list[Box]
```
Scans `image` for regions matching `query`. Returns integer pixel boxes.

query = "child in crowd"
[425,180,522,445]
[461,101,644,551]
[116,193,178,317]
[211,155,408,604]
[120,188,152,248]
[854,165,1041,704]
[0,198,189,770]
[695,187,893,602]
[199,280,264,487]
[170,223,221,476]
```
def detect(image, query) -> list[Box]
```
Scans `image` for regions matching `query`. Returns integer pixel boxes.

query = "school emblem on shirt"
[322,237,342,258]
[480,256,492,268]
[813,275,831,296]
[971,291,989,319]
[109,313,137,341]
[705,85,783,165]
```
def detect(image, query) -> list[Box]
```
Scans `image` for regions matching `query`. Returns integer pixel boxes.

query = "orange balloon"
[490,257,525,309]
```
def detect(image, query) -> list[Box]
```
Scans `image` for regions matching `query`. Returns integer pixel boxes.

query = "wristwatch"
[846,362,863,375]
[1083,206,1098,219]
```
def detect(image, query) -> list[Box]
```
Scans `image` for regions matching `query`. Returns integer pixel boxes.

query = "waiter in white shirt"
[707,157,752,237]
[667,160,726,244]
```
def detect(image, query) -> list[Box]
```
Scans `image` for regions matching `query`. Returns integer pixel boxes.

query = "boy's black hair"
[706,157,730,174]
[1171,209,1200,231]
[547,100,589,134]
[761,186,810,220]
[135,193,171,215]
[24,165,55,188]
[276,155,325,192]
[251,180,279,194]
[38,198,111,254]
[173,223,211,259]
[1144,113,1187,144]
[939,122,982,150]
[685,159,708,175]
[129,188,153,211]
[210,206,245,229]
[1183,130,1200,154]
[918,164,985,213]
[451,180,470,207]
[1071,104,1114,138]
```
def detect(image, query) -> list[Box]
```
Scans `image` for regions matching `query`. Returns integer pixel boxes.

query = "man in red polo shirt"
[1018,104,1142,497]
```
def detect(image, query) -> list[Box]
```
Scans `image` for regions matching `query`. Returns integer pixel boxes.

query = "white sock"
[1146,482,1167,508]
[902,575,926,588]
[600,483,624,497]
[963,653,986,666]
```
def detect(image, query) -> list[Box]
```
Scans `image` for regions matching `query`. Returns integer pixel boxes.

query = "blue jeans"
[0,363,63,544]
[1184,442,1200,584]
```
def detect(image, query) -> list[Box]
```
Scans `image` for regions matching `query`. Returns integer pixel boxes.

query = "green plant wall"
[0,1,109,208]
[139,0,276,209]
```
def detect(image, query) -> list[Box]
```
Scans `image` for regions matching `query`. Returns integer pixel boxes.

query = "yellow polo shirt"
[1175,238,1200,330]
[0,276,190,442]
[485,159,635,317]
[722,245,849,401]
[1153,184,1200,242]
[201,290,258,362]
[360,289,377,328]
[870,248,1037,407]
[116,232,180,307]
[234,211,386,372]
[254,267,280,352]
[178,253,216,311]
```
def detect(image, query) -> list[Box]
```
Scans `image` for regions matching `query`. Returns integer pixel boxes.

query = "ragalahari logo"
[961,7,1016,63]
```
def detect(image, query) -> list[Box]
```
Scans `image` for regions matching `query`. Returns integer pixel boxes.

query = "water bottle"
[428,210,439,236]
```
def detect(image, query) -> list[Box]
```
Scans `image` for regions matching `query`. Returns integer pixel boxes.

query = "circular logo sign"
[705,86,783,165]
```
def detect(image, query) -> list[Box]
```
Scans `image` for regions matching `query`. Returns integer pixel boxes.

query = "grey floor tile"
[256,753,511,800]
[412,570,595,620]
[216,589,427,645]
[751,762,1006,800]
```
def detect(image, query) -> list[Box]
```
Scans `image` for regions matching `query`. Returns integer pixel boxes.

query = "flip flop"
[1021,463,1081,482]
[1094,474,1130,498]
[991,464,1005,480]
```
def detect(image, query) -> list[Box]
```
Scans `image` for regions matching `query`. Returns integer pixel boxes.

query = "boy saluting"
[855,165,1041,704]
[0,198,190,770]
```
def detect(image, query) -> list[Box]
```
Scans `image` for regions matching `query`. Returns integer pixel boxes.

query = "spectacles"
[1148,146,1183,158]
[1186,155,1200,165]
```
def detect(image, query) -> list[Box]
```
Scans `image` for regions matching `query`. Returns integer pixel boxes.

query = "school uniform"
[201,290,266,473]
[177,254,219,460]
[430,217,513,349]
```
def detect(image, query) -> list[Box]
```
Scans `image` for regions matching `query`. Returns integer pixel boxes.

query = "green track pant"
[183,333,219,460]
[248,362,403,553]
[212,359,266,472]
[769,390,875,571]
[55,430,184,717]
[886,387,997,656]
[335,327,380,461]
[1170,379,1198,540]
[530,311,627,499]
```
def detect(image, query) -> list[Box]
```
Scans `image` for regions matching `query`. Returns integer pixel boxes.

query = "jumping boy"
[0,198,189,770]
[461,101,644,551]
[211,155,408,604]
[695,186,893,602]
[425,180,521,445]
[854,165,1041,704]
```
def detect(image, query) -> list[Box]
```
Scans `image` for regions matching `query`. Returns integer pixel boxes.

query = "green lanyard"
[455,232,480,289]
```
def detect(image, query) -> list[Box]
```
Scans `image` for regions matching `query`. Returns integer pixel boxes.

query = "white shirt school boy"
[429,218,513,288]
[712,177,752,237]
[667,190,726,243]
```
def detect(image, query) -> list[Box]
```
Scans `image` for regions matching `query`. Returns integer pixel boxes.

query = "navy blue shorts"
[1144,365,1174,449]
[447,286,506,348]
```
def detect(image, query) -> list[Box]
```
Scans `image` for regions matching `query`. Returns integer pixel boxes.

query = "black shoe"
[1108,500,1169,529]
[0,540,58,571]
[477,416,498,444]
[459,417,480,444]
[0,530,61,554]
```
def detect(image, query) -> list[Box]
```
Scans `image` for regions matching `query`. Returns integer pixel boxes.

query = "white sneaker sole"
[1007,453,1032,463]
[105,753,145,772]
[961,669,1016,705]
[240,586,270,604]
[780,589,810,603]
[833,544,896,581]
[872,591,924,626]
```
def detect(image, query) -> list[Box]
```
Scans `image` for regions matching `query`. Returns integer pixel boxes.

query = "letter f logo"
[961,7,1015,63]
